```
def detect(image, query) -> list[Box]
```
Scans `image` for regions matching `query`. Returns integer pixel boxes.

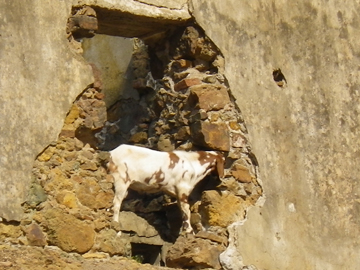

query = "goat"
[108,144,224,233]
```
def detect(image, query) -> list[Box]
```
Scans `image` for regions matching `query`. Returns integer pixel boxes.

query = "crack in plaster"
[133,0,189,11]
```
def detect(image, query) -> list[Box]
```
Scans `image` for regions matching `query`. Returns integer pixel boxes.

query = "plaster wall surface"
[0,0,93,221]
[82,35,136,107]
[191,1,360,269]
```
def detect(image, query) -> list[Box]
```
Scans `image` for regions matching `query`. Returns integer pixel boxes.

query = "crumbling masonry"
[1,6,263,269]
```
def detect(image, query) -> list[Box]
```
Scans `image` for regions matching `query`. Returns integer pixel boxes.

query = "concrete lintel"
[74,0,192,37]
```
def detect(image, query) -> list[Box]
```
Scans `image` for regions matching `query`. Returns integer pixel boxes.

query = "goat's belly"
[129,181,176,197]
[129,181,162,193]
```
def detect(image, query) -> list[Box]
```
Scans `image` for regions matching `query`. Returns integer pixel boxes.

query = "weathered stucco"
[0,0,93,221]
[191,0,360,269]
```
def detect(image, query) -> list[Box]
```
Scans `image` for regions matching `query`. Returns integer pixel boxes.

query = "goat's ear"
[215,154,224,178]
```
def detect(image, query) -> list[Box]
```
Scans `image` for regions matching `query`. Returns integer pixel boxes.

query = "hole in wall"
[131,243,163,265]
[273,68,287,87]
[25,5,264,269]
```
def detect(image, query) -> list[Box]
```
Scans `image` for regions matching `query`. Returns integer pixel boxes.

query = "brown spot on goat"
[144,169,165,184]
[197,151,224,177]
[181,170,189,179]
[124,163,131,183]
[154,169,165,183]
[168,152,180,169]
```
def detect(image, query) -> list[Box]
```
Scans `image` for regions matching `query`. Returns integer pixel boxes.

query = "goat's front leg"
[112,176,129,222]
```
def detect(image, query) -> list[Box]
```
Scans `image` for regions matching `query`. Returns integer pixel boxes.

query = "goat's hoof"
[180,230,194,237]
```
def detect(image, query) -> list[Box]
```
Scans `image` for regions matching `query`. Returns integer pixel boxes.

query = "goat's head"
[198,151,225,178]
[214,152,224,178]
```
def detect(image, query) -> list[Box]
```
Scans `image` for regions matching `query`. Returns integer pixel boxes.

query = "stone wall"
[1,0,360,269]
[192,1,360,269]
[1,0,264,266]
[19,21,261,268]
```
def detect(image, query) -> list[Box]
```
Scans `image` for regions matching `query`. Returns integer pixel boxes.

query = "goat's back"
[109,144,222,195]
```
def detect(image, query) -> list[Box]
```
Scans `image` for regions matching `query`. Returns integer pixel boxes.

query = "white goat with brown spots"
[108,144,224,233]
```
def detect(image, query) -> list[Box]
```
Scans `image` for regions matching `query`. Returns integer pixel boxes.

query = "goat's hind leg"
[112,175,129,222]
[176,190,194,234]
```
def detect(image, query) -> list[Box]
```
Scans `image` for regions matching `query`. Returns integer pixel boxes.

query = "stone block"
[0,223,22,240]
[44,168,74,194]
[231,133,246,148]
[229,121,241,131]
[96,228,131,256]
[25,223,46,247]
[231,163,253,183]
[117,211,158,238]
[171,26,218,62]
[37,146,56,162]
[41,208,95,253]
[190,121,230,151]
[26,182,47,207]
[188,84,230,111]
[56,191,78,209]
[166,234,224,269]
[173,59,192,70]
[196,230,228,246]
[174,126,190,141]
[129,131,148,144]
[95,191,114,209]
[67,11,98,39]
[80,161,98,171]
[199,190,246,228]
[59,129,76,138]
[75,178,101,209]
[157,134,175,151]
[174,78,202,91]
[64,104,80,125]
